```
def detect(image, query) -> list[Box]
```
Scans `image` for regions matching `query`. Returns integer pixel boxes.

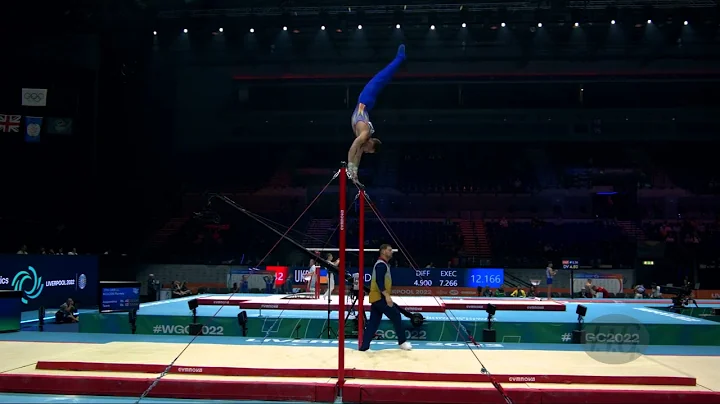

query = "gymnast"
[347,44,406,181]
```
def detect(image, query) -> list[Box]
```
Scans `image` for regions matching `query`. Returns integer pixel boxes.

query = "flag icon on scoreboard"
[0,114,21,133]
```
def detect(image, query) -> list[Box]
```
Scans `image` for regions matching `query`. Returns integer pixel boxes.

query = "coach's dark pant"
[359,299,406,351]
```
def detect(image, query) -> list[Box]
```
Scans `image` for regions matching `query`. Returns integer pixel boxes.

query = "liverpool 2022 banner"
[0,254,98,311]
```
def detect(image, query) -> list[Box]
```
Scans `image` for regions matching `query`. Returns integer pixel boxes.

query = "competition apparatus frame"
[210,163,429,402]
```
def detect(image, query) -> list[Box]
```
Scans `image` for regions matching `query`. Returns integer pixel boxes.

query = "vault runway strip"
[1,341,719,403]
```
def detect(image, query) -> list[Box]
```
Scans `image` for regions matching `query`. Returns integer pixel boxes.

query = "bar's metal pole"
[337,165,347,396]
[358,189,365,349]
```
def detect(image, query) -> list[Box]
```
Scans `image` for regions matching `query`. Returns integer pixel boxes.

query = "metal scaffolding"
[157,0,717,18]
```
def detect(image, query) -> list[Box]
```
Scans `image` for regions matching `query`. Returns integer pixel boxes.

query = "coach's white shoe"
[399,342,413,351]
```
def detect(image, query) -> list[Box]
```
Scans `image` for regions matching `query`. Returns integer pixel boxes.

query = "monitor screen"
[99,281,141,313]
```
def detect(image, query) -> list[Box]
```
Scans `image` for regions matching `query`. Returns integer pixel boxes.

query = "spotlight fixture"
[611,20,616,24]
[396,24,401,29]
[357,24,363,30]
[38,306,45,332]
[183,28,188,33]
[153,30,157,36]
[684,20,688,25]
[219,28,223,33]
[129,309,138,334]
[574,22,579,27]
[321,25,326,30]
[237,311,248,337]
[430,24,436,30]
[249,28,254,33]
[572,304,587,344]
[283,26,288,31]
[501,22,506,27]
[483,303,497,342]
[188,298,199,311]
[647,19,652,24]
[537,23,543,28]
[461,22,467,28]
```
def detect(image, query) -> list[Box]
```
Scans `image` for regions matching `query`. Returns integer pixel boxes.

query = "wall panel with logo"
[0,254,98,311]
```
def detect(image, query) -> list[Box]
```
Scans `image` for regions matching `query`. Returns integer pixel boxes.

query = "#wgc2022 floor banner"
[0,254,98,311]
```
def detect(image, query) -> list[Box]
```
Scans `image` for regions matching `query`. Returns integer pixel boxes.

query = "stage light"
[38,306,45,332]
[574,22,579,27]
[483,303,497,342]
[647,19,652,24]
[237,311,248,336]
[249,28,254,33]
[396,24,401,29]
[128,309,138,334]
[572,304,587,343]
[430,24,436,30]
[357,24,363,30]
[537,22,543,28]
[283,26,288,31]
[219,28,223,33]
[183,28,188,34]
[611,19,616,24]
[461,22,466,28]
[321,25,326,30]
[153,30,157,36]
[501,22,506,27]
[684,20,688,25]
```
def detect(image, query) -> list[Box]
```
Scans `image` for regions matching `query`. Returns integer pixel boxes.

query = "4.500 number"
[585,333,640,344]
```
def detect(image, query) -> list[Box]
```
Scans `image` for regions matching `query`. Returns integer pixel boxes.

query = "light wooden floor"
[2,341,719,392]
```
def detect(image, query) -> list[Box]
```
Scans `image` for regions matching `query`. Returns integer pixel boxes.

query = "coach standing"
[359,244,412,351]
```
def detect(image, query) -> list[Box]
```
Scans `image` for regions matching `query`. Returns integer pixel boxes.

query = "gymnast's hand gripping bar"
[208,193,425,326]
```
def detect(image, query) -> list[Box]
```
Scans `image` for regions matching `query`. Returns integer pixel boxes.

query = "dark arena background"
[1,0,720,403]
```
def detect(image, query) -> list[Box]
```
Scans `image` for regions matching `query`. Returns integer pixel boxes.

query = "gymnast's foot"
[396,44,406,61]
[399,341,412,351]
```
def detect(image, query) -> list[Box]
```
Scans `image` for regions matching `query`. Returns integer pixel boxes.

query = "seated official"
[510,287,526,298]
[494,287,506,297]
[172,281,192,298]
[55,298,79,323]
[526,285,537,298]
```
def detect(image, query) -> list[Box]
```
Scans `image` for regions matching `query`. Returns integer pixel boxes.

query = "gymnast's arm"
[347,128,371,177]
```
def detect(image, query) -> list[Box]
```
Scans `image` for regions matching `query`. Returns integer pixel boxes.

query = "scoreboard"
[410,268,504,289]
[562,259,579,270]
[289,266,505,292]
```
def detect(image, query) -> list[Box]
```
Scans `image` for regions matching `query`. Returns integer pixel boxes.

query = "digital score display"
[99,281,141,313]
[411,268,504,289]
[562,259,579,270]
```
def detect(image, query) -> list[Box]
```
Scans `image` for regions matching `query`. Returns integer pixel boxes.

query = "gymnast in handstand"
[347,44,406,181]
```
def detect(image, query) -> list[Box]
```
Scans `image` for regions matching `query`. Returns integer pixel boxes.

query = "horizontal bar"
[313,248,399,252]
[233,70,720,81]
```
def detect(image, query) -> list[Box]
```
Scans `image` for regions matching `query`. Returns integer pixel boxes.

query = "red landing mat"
[35,361,697,386]
[1,373,719,404]
[196,295,447,313]
[195,296,568,312]
[442,299,567,311]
